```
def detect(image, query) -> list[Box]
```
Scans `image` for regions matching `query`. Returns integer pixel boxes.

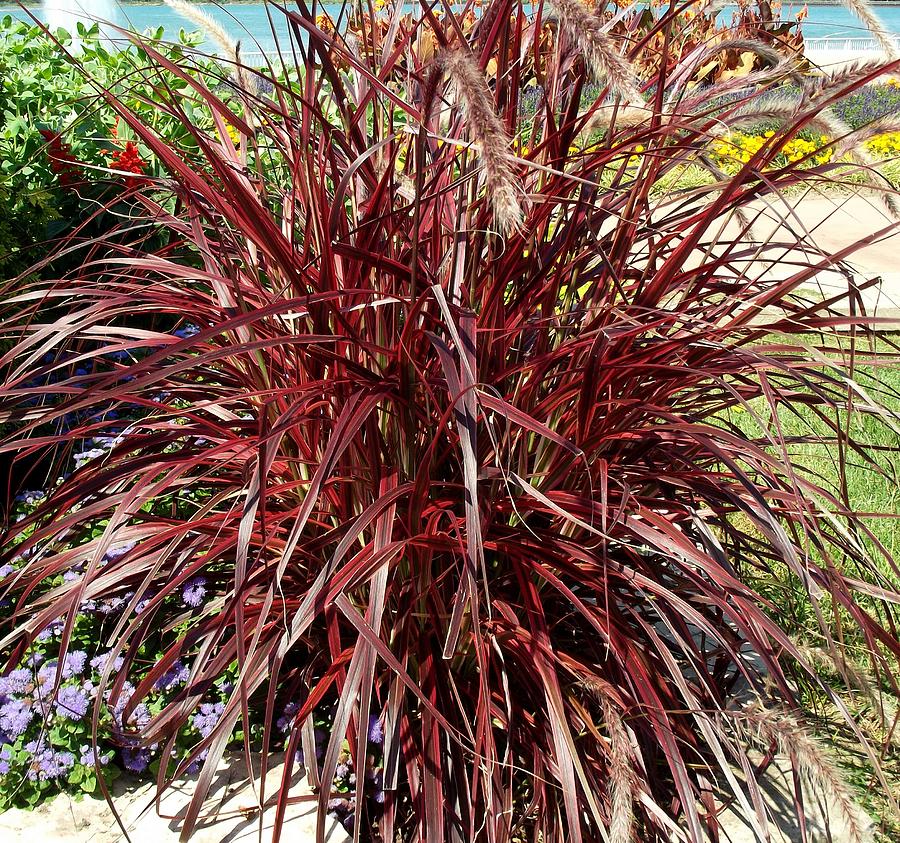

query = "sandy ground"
[0,752,348,842]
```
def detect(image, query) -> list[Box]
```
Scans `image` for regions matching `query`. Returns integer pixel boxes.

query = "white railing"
[237,38,900,68]
[237,51,280,68]
[804,36,900,54]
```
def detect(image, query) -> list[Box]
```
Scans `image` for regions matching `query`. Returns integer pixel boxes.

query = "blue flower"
[277,701,299,733]
[105,541,136,561]
[0,698,33,738]
[74,448,106,468]
[184,748,208,775]
[134,591,156,614]
[0,745,11,775]
[14,489,46,507]
[55,685,89,720]
[0,668,33,696]
[24,741,75,782]
[192,701,224,738]
[181,577,207,608]
[62,650,88,678]
[153,661,190,691]
[121,746,152,773]
[36,618,64,641]
[79,744,111,767]
[367,714,384,745]
[172,323,200,339]
[90,651,125,674]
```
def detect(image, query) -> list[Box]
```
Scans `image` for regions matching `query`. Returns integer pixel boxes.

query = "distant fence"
[236,51,283,69]
[236,38,900,69]
[805,36,900,59]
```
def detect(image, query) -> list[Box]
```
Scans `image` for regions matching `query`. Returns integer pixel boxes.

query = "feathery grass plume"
[839,0,900,61]
[165,0,238,61]
[164,0,255,94]
[582,678,635,843]
[804,59,894,101]
[547,0,643,104]
[725,92,900,217]
[833,114,900,157]
[669,38,793,93]
[733,701,868,843]
[792,640,891,736]
[440,48,524,235]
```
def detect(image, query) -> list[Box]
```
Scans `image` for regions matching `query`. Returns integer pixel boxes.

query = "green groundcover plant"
[2,1,900,841]
[0,14,229,278]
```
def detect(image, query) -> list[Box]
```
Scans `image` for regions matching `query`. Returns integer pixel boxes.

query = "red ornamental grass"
[2,2,900,841]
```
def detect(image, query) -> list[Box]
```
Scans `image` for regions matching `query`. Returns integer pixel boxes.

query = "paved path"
[702,193,900,326]
[0,752,348,843]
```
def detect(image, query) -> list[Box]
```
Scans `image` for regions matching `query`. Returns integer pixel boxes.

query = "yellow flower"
[224,123,241,146]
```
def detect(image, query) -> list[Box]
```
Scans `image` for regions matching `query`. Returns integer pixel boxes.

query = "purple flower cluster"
[368,715,384,746]
[24,739,75,782]
[192,702,224,738]
[276,701,299,733]
[0,697,34,738]
[181,577,207,608]
[121,746,153,773]
[15,490,46,507]
[55,686,89,720]
[90,651,124,674]
[172,323,200,339]
[79,744,112,767]
[153,660,190,691]
[108,681,151,730]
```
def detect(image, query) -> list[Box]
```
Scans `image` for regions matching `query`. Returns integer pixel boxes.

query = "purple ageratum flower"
[121,747,152,774]
[134,591,155,614]
[107,682,150,729]
[79,745,111,767]
[14,490,46,507]
[276,701,299,733]
[37,660,60,689]
[181,577,207,608]
[0,745,11,775]
[335,762,351,781]
[367,714,384,746]
[0,668,33,696]
[90,651,125,674]
[24,741,75,782]
[0,698,33,738]
[191,702,224,739]
[172,323,200,339]
[36,618,64,641]
[154,661,190,691]
[104,541,136,561]
[0,563,15,579]
[55,685,89,720]
[371,769,385,803]
[184,748,208,775]
[90,434,124,450]
[62,650,88,678]
[96,593,132,615]
[73,448,106,468]
[327,797,351,814]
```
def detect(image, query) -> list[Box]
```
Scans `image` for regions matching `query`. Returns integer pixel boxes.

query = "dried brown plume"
[440,48,525,235]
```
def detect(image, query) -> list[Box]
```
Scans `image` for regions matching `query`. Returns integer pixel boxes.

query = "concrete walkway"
[698,193,900,326]
[0,752,348,843]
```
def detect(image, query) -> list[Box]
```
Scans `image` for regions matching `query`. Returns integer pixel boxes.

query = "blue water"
[1,2,899,53]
